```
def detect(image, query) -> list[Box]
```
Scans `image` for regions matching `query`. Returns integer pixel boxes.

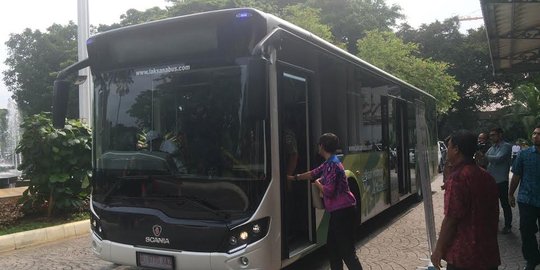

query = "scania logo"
[152,225,162,237]
[146,225,170,244]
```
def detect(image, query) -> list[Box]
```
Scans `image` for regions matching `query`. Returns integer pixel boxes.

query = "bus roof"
[260,11,436,101]
[87,7,435,101]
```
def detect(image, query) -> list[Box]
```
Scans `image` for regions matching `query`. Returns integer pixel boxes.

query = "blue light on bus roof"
[86,38,94,45]
[235,11,253,19]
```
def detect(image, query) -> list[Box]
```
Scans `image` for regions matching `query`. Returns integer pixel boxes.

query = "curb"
[0,187,26,202]
[0,219,90,253]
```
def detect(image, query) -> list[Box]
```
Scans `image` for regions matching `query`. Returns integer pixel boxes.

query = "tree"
[3,23,79,118]
[400,19,515,108]
[397,18,519,135]
[280,4,344,47]
[96,7,170,32]
[356,30,458,113]
[307,0,403,53]
[167,0,278,16]
[16,113,91,218]
[120,7,169,26]
[510,75,540,135]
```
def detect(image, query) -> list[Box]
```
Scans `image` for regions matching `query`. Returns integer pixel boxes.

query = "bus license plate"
[137,252,175,270]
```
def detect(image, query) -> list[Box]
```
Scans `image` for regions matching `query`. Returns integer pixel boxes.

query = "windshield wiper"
[101,175,149,203]
[148,196,230,219]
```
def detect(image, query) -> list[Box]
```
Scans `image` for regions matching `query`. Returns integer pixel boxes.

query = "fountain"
[0,99,22,188]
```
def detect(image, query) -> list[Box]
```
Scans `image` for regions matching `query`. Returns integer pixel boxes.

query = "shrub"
[0,198,24,229]
[16,112,91,218]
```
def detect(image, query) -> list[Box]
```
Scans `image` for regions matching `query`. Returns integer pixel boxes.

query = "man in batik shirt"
[431,130,500,270]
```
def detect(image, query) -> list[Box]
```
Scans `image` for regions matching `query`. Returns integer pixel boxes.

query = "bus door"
[277,65,314,258]
[383,96,410,203]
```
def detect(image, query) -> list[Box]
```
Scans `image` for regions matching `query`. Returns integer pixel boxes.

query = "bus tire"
[348,178,362,226]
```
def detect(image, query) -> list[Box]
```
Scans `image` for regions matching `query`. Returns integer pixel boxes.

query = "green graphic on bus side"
[342,152,389,218]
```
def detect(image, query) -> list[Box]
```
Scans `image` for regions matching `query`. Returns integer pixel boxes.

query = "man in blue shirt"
[486,127,513,234]
[509,124,540,270]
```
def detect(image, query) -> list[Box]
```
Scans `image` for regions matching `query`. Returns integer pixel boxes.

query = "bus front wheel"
[348,179,362,226]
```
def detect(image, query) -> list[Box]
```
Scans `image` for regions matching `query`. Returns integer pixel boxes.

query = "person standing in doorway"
[289,133,363,270]
[486,127,513,234]
[508,124,540,270]
[431,130,500,270]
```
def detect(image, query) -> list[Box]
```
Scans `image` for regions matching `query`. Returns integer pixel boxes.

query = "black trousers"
[518,202,540,265]
[327,206,363,270]
[497,181,512,228]
[446,263,498,270]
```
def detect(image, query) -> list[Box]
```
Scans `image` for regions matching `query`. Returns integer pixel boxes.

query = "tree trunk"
[47,190,54,218]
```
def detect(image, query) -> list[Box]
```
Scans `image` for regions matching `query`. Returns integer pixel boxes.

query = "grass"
[0,197,90,236]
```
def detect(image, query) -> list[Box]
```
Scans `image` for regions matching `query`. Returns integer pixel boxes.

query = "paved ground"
[0,174,536,269]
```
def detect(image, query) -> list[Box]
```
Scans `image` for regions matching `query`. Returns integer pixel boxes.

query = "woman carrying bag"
[288,133,363,270]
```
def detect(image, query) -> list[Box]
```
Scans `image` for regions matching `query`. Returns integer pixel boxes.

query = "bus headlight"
[239,231,249,241]
[223,217,270,253]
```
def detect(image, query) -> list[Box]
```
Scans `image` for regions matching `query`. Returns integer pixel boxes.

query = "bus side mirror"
[246,58,267,120]
[53,80,71,128]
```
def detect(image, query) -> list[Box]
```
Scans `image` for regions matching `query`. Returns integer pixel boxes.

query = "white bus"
[53,8,439,270]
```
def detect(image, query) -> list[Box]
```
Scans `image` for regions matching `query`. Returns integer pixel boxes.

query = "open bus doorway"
[278,66,314,258]
[383,96,411,204]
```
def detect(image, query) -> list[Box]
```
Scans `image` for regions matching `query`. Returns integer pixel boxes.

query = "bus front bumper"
[91,232,273,270]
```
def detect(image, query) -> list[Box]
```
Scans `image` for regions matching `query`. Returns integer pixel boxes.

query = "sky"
[0,0,483,110]
[386,0,483,30]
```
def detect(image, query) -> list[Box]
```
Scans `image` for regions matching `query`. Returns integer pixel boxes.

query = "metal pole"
[415,101,438,269]
[77,0,93,126]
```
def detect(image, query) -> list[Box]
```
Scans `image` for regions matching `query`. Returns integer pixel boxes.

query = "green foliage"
[308,0,403,53]
[96,7,170,32]
[120,7,170,26]
[510,76,540,133]
[167,0,278,16]
[16,113,91,218]
[397,19,522,136]
[3,23,79,118]
[399,20,516,111]
[281,4,344,48]
[356,30,458,113]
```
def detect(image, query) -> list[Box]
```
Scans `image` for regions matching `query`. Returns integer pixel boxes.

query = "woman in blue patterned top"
[289,133,362,270]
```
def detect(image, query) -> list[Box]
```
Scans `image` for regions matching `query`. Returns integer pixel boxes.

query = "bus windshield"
[92,60,268,220]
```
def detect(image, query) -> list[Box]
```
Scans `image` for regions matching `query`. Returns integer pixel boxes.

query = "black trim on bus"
[92,202,251,252]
